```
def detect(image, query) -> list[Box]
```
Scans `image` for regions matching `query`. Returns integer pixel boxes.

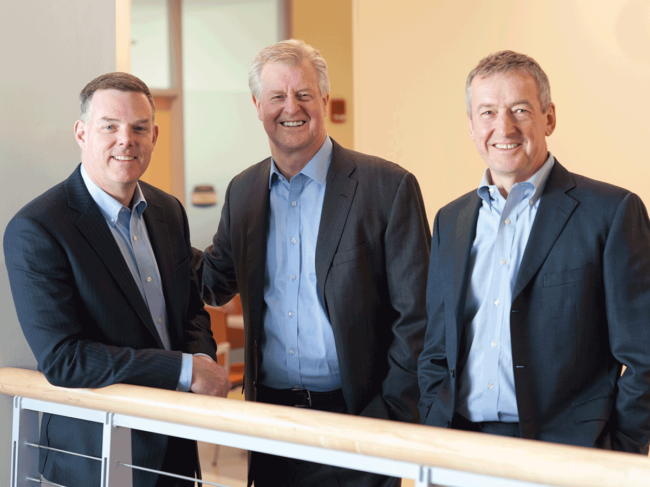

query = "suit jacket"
[418,160,650,453]
[202,138,431,423]
[3,165,217,486]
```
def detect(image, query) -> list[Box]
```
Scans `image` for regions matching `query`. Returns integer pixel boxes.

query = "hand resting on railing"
[192,355,231,397]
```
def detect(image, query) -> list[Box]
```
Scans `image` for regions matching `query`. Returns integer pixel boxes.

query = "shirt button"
[158,318,162,323]
[291,238,296,244]
[146,277,152,283]
[491,341,498,348]
[500,259,506,265]
[504,218,511,225]
[290,274,296,280]
[488,382,494,390]
[489,188,495,194]
[289,349,295,355]
[494,299,500,306]
[133,235,138,241]
[288,311,294,317]
[110,219,115,223]
[291,201,297,207]
[529,199,534,206]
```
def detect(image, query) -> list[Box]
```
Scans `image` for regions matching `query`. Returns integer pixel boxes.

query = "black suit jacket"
[418,160,650,453]
[202,139,431,423]
[3,165,216,486]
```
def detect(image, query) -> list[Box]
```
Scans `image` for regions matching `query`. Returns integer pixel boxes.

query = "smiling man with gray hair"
[418,50,650,453]
[201,39,431,486]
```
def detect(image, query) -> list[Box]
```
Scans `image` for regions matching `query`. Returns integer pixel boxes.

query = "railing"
[1,367,649,487]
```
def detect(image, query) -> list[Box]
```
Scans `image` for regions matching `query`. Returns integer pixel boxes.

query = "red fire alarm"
[330,98,347,124]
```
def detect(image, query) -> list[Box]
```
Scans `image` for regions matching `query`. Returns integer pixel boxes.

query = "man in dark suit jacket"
[4,73,230,487]
[201,40,431,486]
[418,50,650,453]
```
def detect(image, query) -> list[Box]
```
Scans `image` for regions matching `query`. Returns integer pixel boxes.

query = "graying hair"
[249,39,330,99]
[466,50,552,115]
[80,72,155,123]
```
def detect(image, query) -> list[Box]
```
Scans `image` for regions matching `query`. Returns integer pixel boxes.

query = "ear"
[322,94,330,117]
[545,102,557,137]
[468,114,476,141]
[252,95,263,121]
[74,120,87,150]
[152,123,159,148]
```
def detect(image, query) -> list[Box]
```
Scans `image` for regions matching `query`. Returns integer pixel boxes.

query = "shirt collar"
[477,152,555,208]
[268,136,332,189]
[80,163,147,226]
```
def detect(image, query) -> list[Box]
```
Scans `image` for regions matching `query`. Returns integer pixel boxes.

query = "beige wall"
[354,0,650,223]
[294,0,354,148]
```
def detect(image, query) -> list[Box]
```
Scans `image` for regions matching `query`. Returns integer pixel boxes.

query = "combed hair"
[249,39,330,99]
[465,50,552,115]
[79,72,155,123]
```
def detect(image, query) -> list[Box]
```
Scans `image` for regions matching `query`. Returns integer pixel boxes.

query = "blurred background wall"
[353,0,650,222]
[0,0,115,480]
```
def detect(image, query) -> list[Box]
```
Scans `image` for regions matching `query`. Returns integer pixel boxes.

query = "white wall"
[353,0,650,222]
[183,0,280,250]
[0,0,115,481]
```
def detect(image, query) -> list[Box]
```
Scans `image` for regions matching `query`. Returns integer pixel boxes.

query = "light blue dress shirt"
[80,164,193,391]
[457,153,555,422]
[260,136,341,391]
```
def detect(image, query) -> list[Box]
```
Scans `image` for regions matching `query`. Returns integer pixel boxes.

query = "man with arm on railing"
[3,73,230,487]
[418,51,650,454]
[201,40,432,487]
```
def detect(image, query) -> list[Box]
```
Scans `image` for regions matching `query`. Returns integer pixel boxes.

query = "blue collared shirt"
[260,136,341,391]
[457,153,555,422]
[80,164,193,391]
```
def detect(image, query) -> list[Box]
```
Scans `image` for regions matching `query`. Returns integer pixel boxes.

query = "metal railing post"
[416,466,432,487]
[101,413,132,487]
[10,397,39,487]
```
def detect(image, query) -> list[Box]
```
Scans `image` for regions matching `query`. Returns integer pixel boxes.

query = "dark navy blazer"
[4,165,216,486]
[418,160,650,454]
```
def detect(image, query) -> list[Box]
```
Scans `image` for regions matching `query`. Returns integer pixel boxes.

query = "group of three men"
[4,39,650,487]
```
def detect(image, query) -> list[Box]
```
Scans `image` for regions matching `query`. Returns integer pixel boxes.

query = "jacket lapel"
[315,139,358,312]
[66,166,164,349]
[245,160,272,341]
[141,192,178,348]
[452,193,481,341]
[512,160,578,300]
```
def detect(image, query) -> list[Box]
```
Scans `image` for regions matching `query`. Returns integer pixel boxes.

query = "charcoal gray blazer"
[418,160,650,454]
[4,165,216,486]
[202,138,431,424]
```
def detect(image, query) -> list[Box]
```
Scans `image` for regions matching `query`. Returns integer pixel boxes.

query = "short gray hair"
[466,50,552,115]
[80,72,155,123]
[249,39,330,99]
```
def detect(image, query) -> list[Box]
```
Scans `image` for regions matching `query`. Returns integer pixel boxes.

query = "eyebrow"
[476,100,534,111]
[98,117,151,125]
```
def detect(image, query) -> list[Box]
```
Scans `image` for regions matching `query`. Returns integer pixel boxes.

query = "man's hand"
[191,355,231,397]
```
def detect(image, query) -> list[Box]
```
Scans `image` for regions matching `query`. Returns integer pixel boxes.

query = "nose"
[495,112,517,137]
[117,126,134,146]
[283,95,300,115]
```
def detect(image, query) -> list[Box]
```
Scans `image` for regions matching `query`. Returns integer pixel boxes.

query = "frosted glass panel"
[183,0,279,250]
[131,0,171,89]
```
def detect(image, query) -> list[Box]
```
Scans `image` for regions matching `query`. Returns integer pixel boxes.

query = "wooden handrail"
[1,367,649,487]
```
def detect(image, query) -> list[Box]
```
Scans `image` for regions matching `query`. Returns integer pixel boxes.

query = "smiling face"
[253,60,328,173]
[468,72,556,193]
[74,89,158,205]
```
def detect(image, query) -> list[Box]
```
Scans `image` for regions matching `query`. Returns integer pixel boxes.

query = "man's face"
[253,60,329,164]
[74,89,158,201]
[468,72,556,186]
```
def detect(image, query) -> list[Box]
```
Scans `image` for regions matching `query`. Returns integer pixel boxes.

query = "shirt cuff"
[176,353,215,392]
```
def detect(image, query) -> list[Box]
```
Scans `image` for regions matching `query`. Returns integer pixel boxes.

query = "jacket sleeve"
[3,214,183,390]
[604,193,650,454]
[374,172,431,423]
[417,209,451,425]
